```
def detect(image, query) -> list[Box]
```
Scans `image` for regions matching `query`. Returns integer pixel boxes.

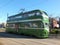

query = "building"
[49,17,59,29]
[0,23,6,28]
[59,18,60,28]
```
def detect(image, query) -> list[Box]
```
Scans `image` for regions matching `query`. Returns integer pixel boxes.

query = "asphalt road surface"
[0,28,60,45]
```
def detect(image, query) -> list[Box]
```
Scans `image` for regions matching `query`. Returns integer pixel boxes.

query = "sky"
[0,0,60,23]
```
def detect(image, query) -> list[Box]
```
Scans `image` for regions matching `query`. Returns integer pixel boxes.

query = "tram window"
[23,14,28,18]
[32,23,38,28]
[7,24,15,27]
[18,16,22,18]
[40,23,44,28]
[29,14,31,16]
[28,13,35,17]
[25,24,30,28]
[45,23,48,25]
[32,21,44,28]
[19,21,44,28]
[36,12,42,16]
[36,12,40,15]
[38,22,44,28]
[43,11,47,15]
[20,23,30,28]
[28,23,33,27]
[15,16,22,18]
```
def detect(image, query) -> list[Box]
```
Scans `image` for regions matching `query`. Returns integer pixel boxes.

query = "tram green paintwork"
[6,10,49,38]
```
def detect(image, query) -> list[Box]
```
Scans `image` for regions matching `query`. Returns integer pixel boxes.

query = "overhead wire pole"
[19,8,25,13]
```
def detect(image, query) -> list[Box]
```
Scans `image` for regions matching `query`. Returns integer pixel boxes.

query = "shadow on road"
[0,28,60,39]
[0,32,60,39]
[0,32,38,39]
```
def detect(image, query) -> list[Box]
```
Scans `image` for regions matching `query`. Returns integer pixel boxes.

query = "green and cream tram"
[6,9,49,38]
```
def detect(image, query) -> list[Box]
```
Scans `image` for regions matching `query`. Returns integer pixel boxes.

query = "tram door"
[15,24,19,32]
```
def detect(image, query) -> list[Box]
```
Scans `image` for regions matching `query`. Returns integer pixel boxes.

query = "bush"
[50,29,60,34]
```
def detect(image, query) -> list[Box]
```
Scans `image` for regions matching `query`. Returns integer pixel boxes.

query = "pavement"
[0,28,60,45]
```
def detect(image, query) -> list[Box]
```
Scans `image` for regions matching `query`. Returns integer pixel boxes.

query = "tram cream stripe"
[8,19,42,23]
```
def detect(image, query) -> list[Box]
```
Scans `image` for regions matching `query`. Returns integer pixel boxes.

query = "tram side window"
[7,24,15,28]
[37,22,44,28]
[28,13,35,17]
[43,11,47,15]
[31,21,44,28]
[24,23,30,28]
[24,22,38,28]
[28,23,33,27]
[36,12,42,16]
[19,21,44,28]
[32,23,38,28]
[17,16,22,18]
[20,23,25,27]
[36,12,40,16]
[20,23,31,28]
[23,14,28,18]
[40,23,44,28]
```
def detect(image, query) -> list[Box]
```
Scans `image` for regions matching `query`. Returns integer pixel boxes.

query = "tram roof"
[8,10,42,18]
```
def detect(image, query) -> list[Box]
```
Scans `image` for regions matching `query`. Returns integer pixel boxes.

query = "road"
[0,28,60,45]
